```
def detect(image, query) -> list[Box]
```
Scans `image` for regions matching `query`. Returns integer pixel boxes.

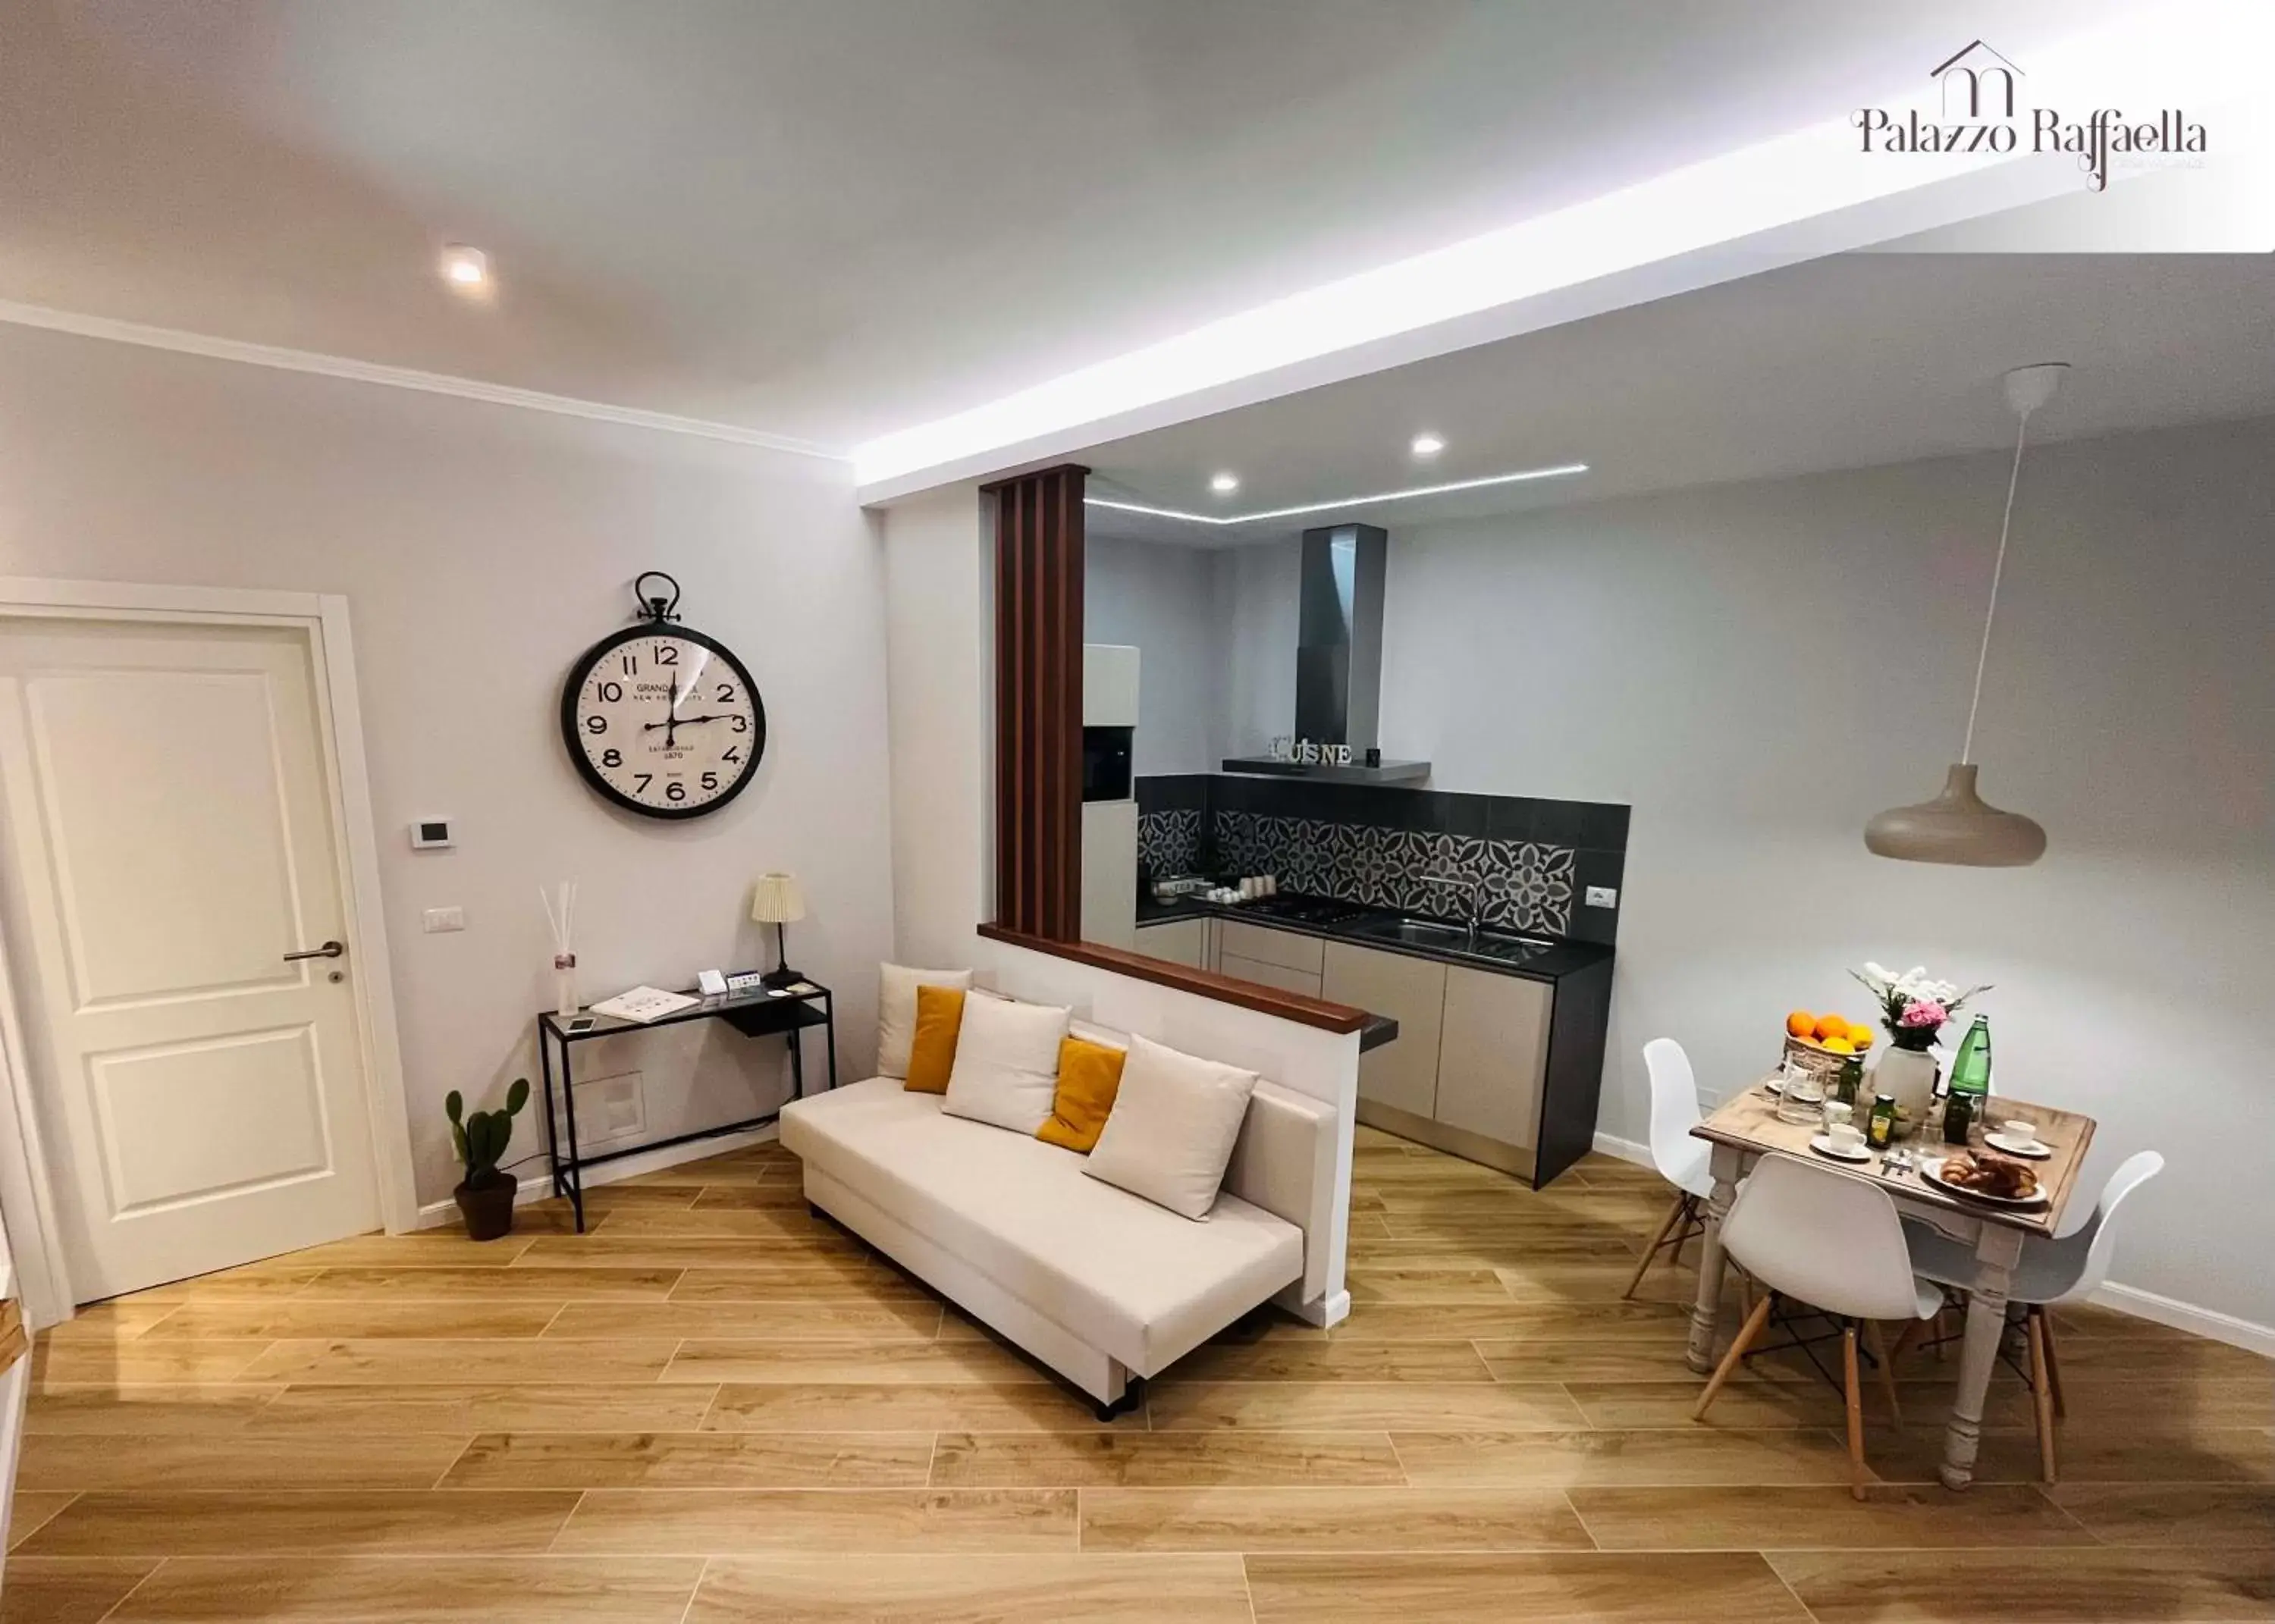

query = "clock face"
[560,625,765,818]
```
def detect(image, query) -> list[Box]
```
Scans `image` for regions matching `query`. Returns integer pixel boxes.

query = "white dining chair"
[1623,1038,1719,1300]
[1693,1151,1944,1498]
[1901,1149,2164,1483]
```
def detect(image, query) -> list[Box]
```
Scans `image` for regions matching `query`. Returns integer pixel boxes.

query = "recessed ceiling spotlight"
[1209,471,1241,494]
[1410,432,1446,459]
[439,244,491,293]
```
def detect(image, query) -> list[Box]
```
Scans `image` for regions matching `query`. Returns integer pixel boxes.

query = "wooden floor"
[7,1127,2270,1622]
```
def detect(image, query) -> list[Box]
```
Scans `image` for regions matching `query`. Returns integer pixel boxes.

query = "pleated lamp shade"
[749,873,806,924]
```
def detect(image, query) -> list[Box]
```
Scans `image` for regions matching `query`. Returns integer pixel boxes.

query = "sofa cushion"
[941,995,1068,1134]
[1084,1034,1259,1220]
[782,1078,1303,1375]
[877,964,973,1078]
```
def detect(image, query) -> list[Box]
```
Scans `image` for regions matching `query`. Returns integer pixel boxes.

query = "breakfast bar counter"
[1686,1084,2098,1490]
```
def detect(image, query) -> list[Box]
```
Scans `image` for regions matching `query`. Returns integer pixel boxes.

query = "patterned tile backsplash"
[1136,807,1204,876]
[1135,773,1626,945]
[1216,813,1577,936]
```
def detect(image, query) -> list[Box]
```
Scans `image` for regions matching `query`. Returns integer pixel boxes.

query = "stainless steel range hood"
[1222,522,1430,784]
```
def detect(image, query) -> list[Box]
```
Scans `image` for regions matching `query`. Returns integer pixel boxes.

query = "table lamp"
[750,873,807,988]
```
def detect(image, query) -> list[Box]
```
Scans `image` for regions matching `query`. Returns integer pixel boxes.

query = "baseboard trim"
[412,1125,780,1230]
[1590,1130,1652,1168]
[2088,1281,2275,1359]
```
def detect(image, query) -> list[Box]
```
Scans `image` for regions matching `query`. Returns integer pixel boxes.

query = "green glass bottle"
[1835,1053,1864,1108]
[1944,1015,1992,1146]
[1867,1090,1898,1150]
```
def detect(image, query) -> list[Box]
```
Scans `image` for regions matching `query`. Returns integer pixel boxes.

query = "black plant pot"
[453,1173,517,1242]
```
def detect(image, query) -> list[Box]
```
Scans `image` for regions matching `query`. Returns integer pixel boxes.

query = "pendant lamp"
[1864,363,2064,867]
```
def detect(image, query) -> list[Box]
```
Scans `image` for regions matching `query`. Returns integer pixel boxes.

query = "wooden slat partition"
[985,464,1087,939]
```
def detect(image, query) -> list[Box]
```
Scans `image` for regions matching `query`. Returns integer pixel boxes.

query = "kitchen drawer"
[1434,965,1552,1152]
[1134,916,1207,968]
[1216,950,1323,999]
[1216,919,1326,975]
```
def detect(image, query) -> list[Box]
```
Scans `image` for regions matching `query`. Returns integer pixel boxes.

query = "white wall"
[1376,416,2275,1333]
[1082,534,1222,777]
[1213,537,1301,762]
[0,324,896,1208]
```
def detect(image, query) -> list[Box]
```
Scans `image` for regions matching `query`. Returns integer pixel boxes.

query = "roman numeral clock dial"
[560,573,765,819]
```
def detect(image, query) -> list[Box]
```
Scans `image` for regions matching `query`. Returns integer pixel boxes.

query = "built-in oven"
[1081,726,1132,802]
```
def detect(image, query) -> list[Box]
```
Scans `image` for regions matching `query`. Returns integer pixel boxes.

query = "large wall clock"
[560,572,765,819]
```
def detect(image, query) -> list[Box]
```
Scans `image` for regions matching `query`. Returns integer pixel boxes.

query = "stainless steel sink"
[1353,915,1552,960]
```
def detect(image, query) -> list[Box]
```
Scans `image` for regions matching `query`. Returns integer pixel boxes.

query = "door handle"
[284,940,345,961]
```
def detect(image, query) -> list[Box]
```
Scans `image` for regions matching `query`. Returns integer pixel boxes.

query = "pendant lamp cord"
[1962,406,2032,765]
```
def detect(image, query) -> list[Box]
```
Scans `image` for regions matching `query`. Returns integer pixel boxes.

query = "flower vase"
[1870,1044,1940,1140]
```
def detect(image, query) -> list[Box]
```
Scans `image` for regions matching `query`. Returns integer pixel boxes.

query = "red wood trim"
[977,922,1369,1035]
[990,464,1087,939]
[979,462,1092,494]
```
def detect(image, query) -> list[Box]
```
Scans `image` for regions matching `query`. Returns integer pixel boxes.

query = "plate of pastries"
[1921,1151,2046,1206]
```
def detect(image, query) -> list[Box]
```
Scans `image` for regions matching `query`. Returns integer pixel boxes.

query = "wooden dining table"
[1687,1082,2097,1490]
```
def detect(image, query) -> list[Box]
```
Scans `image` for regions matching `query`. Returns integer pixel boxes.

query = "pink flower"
[1899,999,1949,1029]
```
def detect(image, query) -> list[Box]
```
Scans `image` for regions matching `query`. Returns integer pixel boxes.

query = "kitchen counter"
[1136,892,1614,984]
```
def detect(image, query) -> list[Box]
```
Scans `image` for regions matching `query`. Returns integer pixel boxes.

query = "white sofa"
[780,1072,1338,1417]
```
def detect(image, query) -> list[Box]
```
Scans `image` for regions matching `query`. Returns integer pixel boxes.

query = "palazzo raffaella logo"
[1854,39,2207,191]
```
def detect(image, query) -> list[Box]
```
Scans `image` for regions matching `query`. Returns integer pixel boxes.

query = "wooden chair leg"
[1888,1312,1929,1368]
[2026,1306,2059,1484]
[1841,1322,1868,1502]
[1863,1320,1903,1425]
[1621,1192,1689,1300]
[1693,1291,1774,1422]
[2039,1308,2068,1419]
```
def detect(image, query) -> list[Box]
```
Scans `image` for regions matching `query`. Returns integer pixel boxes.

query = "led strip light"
[1084,461,1588,525]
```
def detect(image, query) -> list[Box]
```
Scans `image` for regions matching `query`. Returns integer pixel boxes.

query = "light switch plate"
[422,906,466,933]
[1584,885,1619,909]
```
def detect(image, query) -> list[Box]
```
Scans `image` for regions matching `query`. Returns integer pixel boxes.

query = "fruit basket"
[1780,1013,1873,1092]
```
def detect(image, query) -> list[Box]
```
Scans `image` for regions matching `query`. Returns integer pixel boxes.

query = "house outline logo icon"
[1930,40,2023,121]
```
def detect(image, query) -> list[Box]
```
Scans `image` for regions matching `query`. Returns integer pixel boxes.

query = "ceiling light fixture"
[1210,471,1241,494]
[439,245,491,293]
[1863,363,2066,868]
[1410,432,1446,459]
[1086,460,1586,527]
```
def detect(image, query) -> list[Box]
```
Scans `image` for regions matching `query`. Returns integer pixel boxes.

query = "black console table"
[536,981,836,1232]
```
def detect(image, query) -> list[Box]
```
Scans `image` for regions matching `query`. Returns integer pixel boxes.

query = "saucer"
[1809,1133,1874,1164]
[1983,1131,2052,1159]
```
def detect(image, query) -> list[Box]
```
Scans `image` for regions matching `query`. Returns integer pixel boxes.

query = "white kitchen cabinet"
[1215,950,1323,999]
[1133,916,1207,968]
[1323,941,1445,1121]
[1433,964,1552,1152]
[1079,800,1138,950]
[1081,644,1141,728]
[1216,919,1325,975]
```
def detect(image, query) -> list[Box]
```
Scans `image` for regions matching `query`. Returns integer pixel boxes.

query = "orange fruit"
[1786,1011,1815,1039]
[1813,1013,1850,1042]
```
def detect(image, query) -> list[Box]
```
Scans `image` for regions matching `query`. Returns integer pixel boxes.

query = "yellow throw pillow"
[1037,1036,1126,1153]
[904,985,966,1093]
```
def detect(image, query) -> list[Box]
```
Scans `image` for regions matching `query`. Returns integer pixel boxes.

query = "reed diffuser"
[541,881,579,1019]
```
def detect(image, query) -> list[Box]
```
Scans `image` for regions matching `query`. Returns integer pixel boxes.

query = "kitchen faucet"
[1418,870,1488,944]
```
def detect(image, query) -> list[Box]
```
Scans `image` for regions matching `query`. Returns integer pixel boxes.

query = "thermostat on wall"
[410,818,454,851]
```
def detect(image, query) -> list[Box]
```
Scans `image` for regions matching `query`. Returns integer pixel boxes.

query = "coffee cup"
[1828,1122,1866,1155]
[2000,1118,2041,1148]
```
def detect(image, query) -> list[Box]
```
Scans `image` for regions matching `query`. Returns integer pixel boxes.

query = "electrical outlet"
[422,906,466,933]
[1584,885,1618,909]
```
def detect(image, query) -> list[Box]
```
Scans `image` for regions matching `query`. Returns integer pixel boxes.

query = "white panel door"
[0,616,380,1300]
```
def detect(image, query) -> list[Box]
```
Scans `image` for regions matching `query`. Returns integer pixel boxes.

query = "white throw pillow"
[877,963,973,1079]
[1083,1033,1259,1220]
[941,995,1071,1134]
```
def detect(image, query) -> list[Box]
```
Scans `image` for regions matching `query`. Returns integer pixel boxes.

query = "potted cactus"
[447,1078,530,1241]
